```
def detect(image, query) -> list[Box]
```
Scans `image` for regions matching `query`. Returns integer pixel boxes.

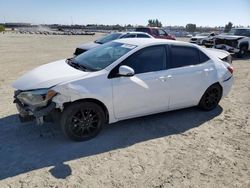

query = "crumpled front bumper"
[14,97,56,122]
[214,44,240,53]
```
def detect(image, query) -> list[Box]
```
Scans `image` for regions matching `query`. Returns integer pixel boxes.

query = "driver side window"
[120,45,166,74]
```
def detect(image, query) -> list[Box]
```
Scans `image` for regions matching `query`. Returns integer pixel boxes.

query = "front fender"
[51,81,116,123]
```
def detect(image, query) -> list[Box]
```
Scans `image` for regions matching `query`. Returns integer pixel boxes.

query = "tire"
[60,101,106,141]
[236,45,247,58]
[202,40,207,46]
[199,84,222,111]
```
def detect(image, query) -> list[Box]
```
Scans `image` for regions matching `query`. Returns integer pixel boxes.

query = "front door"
[111,45,170,119]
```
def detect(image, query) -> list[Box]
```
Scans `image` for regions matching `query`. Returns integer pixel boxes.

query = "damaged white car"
[214,28,250,58]
[13,38,234,141]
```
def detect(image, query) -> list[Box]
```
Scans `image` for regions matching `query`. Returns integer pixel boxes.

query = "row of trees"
[148,19,234,33]
[1,19,234,33]
[186,23,196,32]
[148,19,162,27]
[224,22,233,32]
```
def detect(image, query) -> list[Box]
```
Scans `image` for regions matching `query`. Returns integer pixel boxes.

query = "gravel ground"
[0,33,249,188]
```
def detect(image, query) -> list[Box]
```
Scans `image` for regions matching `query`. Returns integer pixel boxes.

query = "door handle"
[159,76,166,79]
[158,76,167,82]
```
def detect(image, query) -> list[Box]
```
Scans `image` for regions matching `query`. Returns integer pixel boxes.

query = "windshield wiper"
[66,58,94,71]
[95,40,103,44]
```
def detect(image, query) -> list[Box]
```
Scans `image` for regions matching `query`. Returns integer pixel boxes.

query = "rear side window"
[170,46,200,68]
[121,45,166,74]
[137,34,151,38]
[199,50,210,63]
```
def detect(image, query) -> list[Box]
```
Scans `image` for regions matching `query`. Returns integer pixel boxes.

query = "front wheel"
[60,102,105,141]
[236,46,247,58]
[199,84,222,111]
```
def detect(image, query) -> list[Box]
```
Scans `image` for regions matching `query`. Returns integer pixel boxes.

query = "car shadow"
[0,106,222,180]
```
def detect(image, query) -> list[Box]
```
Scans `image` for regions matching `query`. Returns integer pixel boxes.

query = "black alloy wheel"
[61,102,105,141]
[199,84,222,111]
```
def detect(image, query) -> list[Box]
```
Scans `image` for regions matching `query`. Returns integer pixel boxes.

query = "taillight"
[227,66,234,74]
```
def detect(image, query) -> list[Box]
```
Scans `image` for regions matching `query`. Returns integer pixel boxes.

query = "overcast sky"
[0,0,249,26]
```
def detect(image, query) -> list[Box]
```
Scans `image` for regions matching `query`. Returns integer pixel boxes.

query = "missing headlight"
[16,89,57,108]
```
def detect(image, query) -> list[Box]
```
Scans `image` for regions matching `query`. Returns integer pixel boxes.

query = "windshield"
[95,33,122,44]
[73,42,137,71]
[228,29,250,37]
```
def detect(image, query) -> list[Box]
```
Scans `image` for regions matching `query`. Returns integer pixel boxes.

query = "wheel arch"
[63,98,109,123]
[239,41,249,49]
[199,82,223,103]
[207,82,223,94]
[198,82,223,110]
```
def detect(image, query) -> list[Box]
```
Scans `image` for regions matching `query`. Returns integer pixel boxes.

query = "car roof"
[117,31,152,35]
[114,38,192,47]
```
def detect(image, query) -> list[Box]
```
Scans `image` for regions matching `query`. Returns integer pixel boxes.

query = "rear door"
[166,45,215,109]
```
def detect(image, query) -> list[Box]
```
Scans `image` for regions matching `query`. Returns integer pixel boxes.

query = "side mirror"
[118,65,135,77]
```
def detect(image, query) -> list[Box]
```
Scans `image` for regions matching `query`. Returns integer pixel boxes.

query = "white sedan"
[13,38,234,141]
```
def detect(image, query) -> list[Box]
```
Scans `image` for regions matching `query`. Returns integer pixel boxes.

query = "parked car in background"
[190,33,216,45]
[214,28,250,58]
[13,38,233,141]
[74,31,153,55]
[186,34,193,38]
[135,27,175,40]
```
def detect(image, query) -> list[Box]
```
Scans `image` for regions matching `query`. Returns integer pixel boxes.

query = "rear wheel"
[199,84,222,111]
[61,102,105,141]
[237,45,247,58]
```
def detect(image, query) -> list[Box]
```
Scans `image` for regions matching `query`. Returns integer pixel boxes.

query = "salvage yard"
[0,33,249,187]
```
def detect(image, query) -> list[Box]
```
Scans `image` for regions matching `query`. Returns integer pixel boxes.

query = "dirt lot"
[0,33,249,188]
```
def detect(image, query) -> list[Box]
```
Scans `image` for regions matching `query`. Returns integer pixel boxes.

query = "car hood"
[78,42,100,50]
[13,59,89,91]
[205,48,229,59]
[192,36,207,39]
[215,34,245,40]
